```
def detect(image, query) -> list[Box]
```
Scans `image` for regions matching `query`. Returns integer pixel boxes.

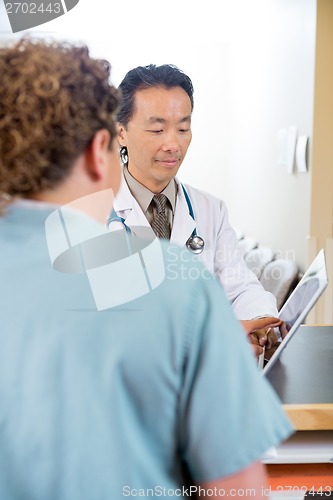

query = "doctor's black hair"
[117,64,194,128]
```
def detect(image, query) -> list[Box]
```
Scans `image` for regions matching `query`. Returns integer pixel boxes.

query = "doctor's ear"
[117,123,126,144]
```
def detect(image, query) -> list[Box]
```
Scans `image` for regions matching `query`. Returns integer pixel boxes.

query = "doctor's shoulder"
[180,182,228,218]
[178,184,229,234]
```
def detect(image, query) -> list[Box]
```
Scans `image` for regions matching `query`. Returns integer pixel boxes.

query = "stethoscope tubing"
[107,184,205,253]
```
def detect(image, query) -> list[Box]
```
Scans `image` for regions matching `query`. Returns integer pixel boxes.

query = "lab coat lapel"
[113,175,152,235]
[171,181,196,247]
[114,175,196,246]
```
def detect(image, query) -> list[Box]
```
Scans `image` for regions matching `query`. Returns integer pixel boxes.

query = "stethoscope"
[107,184,205,254]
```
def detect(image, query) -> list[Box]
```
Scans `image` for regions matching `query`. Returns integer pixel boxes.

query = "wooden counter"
[264,325,333,489]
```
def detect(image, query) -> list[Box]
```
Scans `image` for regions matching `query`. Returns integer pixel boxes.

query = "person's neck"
[26,189,76,206]
[27,169,102,206]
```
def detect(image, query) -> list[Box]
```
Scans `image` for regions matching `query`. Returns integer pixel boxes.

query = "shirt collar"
[123,166,177,214]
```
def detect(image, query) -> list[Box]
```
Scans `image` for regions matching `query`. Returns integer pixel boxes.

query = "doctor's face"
[118,86,192,193]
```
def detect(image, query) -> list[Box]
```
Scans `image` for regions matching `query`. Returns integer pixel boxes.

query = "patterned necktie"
[150,194,171,239]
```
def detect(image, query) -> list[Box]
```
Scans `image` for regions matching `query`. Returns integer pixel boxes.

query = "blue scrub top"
[0,205,293,499]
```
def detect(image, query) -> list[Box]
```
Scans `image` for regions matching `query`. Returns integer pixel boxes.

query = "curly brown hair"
[0,37,119,201]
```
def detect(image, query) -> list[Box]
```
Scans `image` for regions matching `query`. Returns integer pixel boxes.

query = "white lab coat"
[113,175,278,319]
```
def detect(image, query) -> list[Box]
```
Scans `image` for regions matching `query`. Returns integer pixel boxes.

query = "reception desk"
[263,325,333,490]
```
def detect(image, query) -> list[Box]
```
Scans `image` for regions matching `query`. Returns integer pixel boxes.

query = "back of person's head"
[117,64,194,127]
[0,37,119,203]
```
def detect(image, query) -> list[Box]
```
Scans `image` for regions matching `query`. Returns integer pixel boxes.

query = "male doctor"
[114,64,285,354]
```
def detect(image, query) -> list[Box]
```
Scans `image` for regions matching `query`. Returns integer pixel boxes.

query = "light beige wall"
[308,0,333,323]
[183,0,317,273]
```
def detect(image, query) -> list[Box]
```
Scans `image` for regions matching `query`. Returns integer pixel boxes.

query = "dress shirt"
[123,166,176,231]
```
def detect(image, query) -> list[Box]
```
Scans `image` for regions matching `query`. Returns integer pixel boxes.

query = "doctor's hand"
[240,317,286,360]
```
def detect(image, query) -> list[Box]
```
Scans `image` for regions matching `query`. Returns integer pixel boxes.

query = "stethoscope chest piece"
[186,235,205,254]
